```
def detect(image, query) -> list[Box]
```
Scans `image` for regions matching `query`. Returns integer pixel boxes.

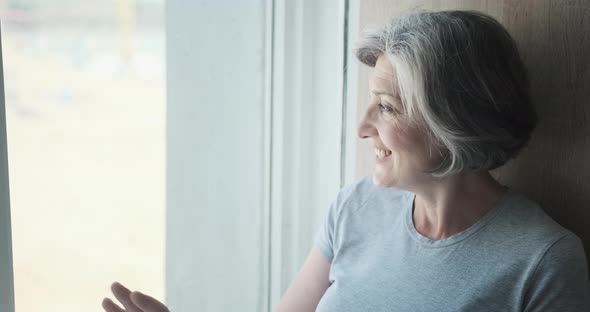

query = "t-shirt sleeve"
[314,179,362,263]
[314,197,339,263]
[523,233,590,312]
[313,176,373,264]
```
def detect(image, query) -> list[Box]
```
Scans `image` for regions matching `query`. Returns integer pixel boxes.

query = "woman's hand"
[102,281,170,312]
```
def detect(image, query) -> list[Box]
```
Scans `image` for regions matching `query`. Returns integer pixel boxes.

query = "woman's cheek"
[392,126,433,170]
[386,123,414,150]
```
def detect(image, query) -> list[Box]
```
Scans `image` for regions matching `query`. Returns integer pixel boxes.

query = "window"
[0,0,352,310]
[1,1,165,310]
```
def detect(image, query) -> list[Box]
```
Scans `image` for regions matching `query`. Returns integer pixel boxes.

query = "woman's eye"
[378,103,395,114]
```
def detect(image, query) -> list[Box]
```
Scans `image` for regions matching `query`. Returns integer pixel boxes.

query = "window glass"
[1,0,165,310]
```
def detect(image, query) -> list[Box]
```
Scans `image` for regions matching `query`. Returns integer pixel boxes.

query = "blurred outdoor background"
[1,0,165,310]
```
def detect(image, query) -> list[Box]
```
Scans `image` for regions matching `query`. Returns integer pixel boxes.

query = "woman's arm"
[275,246,332,312]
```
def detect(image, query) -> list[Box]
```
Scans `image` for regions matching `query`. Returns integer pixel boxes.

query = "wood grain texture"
[493,0,590,273]
[355,0,590,272]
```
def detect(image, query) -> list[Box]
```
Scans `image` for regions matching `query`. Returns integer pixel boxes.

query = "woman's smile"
[374,147,392,163]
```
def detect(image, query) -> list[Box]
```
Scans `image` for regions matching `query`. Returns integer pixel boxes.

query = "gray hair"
[356,10,537,177]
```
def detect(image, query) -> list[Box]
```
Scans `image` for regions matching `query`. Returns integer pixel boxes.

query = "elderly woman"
[102,10,589,312]
[276,10,590,312]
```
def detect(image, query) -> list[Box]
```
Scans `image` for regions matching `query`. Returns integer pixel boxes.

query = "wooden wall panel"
[355,0,590,270]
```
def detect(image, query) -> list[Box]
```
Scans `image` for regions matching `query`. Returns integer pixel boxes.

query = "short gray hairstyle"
[356,10,537,177]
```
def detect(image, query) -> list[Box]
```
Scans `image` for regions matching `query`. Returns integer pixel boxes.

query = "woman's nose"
[357,106,378,139]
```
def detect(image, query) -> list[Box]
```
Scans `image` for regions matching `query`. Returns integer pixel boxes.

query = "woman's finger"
[111,282,143,312]
[130,291,170,312]
[102,297,125,312]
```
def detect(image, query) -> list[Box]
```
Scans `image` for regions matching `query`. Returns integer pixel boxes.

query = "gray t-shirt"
[314,176,590,312]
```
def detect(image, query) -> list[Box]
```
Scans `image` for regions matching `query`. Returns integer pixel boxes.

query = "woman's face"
[357,55,437,188]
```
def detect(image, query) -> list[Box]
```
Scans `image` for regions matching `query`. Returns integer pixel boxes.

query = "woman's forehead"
[370,56,399,94]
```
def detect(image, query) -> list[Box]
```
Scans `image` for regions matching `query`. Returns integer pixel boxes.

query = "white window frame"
[268,0,355,308]
[166,0,352,310]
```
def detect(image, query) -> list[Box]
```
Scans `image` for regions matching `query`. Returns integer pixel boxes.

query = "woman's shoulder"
[490,189,582,252]
[497,191,590,308]
[334,175,410,215]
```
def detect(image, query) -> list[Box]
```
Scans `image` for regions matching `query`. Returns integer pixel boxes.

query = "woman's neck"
[410,172,507,240]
